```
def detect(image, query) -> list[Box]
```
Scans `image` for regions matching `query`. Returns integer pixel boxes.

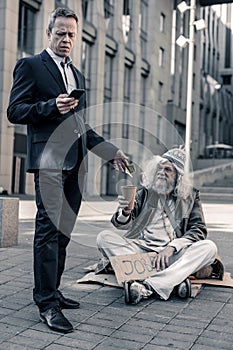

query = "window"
[82,0,89,19]
[104,0,114,19]
[81,40,92,104]
[160,13,165,32]
[103,54,113,138]
[225,27,231,68]
[222,75,232,85]
[159,47,165,67]
[139,0,148,57]
[157,115,162,144]
[158,81,164,101]
[139,75,147,144]
[18,0,38,57]
[193,73,196,90]
[104,0,114,33]
[122,66,131,138]
[122,0,131,43]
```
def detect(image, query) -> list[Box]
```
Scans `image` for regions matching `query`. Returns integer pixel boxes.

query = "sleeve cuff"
[168,237,193,253]
[116,209,130,223]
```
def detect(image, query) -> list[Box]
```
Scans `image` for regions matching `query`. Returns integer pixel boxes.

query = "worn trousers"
[96,230,217,300]
[33,169,84,311]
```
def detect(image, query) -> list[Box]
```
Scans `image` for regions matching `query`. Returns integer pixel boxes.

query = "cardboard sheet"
[77,252,233,298]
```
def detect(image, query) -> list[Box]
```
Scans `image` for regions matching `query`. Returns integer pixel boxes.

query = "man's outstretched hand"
[113,150,129,173]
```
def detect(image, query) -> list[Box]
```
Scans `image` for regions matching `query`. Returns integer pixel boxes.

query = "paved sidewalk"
[0,194,233,350]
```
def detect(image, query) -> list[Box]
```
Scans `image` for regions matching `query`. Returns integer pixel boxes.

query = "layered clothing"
[96,186,218,300]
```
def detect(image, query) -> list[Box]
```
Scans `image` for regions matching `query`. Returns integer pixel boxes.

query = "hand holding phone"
[68,89,85,99]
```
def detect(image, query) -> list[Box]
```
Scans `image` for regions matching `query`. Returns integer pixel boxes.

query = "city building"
[0,0,232,196]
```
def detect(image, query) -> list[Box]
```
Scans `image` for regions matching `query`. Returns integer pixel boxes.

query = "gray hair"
[48,7,78,32]
[141,155,192,199]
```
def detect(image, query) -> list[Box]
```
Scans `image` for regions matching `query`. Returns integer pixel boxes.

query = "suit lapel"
[70,65,81,88]
[40,50,67,92]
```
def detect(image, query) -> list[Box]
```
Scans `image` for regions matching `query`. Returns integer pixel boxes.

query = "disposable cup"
[121,185,137,210]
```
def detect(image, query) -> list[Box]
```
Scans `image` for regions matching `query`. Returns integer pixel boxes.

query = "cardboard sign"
[109,252,156,285]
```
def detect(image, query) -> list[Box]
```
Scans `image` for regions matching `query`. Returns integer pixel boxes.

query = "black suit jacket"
[7,50,118,172]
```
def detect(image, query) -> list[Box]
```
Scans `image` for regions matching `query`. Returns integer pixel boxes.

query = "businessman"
[7,7,127,333]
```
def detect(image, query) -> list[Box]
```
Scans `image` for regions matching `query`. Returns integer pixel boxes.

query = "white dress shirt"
[46,48,77,93]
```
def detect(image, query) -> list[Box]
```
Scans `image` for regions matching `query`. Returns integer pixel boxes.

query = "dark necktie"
[60,62,68,89]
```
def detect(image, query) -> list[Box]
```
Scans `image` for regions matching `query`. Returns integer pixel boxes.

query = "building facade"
[0,0,233,196]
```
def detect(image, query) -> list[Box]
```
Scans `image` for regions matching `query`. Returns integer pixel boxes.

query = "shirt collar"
[46,48,72,66]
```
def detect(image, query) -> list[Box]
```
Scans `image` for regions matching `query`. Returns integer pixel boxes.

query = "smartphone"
[68,89,85,99]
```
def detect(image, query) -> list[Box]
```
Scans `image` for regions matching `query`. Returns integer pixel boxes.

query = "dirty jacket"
[111,186,208,253]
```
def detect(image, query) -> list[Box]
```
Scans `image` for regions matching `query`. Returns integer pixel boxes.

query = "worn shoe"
[176,278,191,299]
[124,281,153,305]
[57,290,80,309]
[40,305,73,333]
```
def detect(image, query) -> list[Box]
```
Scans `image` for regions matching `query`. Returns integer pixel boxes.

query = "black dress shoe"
[40,306,73,333]
[57,290,80,309]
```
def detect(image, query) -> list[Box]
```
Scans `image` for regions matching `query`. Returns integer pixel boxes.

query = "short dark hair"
[48,7,78,32]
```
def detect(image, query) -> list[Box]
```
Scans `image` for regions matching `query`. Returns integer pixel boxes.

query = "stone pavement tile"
[143,345,180,350]
[123,316,165,332]
[94,337,143,350]
[194,335,233,350]
[99,304,140,318]
[0,321,28,335]
[0,314,37,328]
[63,329,105,343]
[179,299,224,319]
[0,307,13,319]
[0,343,36,350]
[12,305,39,322]
[195,287,232,302]
[191,345,222,350]
[1,293,32,309]
[118,321,163,335]
[73,309,125,330]
[157,328,199,343]
[134,309,171,324]
[141,298,192,319]
[0,299,29,311]
[0,331,17,344]
[43,345,81,350]
[162,323,201,336]
[75,323,114,336]
[217,302,233,319]
[54,336,99,349]
[168,314,210,329]
[110,328,153,343]
[81,310,131,329]
[149,334,193,349]
[80,287,122,306]
[8,329,61,348]
[201,329,233,342]
[208,317,232,334]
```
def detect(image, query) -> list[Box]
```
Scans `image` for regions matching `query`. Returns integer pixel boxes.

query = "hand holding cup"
[120,185,137,215]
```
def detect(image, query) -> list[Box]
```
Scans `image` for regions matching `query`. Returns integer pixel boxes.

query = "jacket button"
[73,129,80,137]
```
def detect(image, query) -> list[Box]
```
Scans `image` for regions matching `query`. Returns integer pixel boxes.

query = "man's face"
[154,161,176,195]
[47,17,78,57]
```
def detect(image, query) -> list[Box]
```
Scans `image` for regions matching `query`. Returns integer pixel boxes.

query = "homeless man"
[95,147,218,304]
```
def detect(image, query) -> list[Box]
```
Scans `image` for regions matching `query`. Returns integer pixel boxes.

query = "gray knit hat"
[162,147,186,176]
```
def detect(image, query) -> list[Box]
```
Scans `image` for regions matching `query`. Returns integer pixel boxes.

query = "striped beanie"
[162,147,186,176]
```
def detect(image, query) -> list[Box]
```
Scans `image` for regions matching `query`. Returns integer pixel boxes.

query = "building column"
[85,0,106,196]
[0,0,19,193]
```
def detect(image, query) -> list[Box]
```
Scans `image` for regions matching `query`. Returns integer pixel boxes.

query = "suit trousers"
[33,168,85,311]
[96,230,217,300]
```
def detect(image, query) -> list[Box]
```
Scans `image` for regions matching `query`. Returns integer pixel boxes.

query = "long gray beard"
[153,178,175,195]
